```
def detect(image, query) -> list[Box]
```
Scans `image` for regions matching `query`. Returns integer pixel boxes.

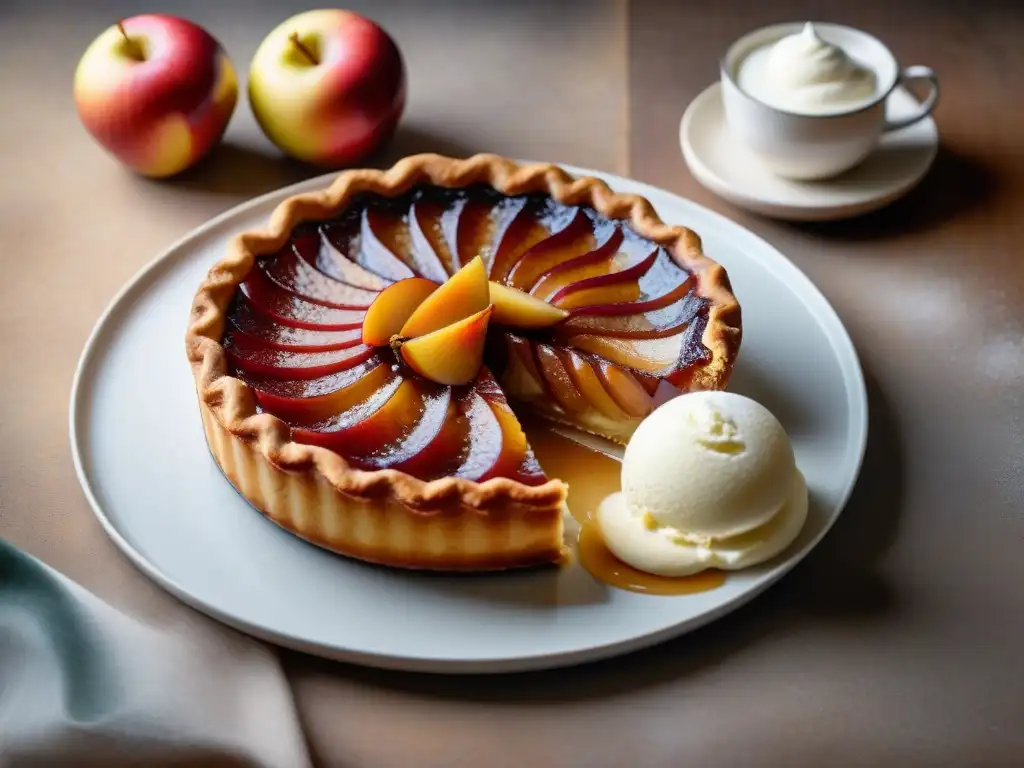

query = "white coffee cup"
[720,22,939,180]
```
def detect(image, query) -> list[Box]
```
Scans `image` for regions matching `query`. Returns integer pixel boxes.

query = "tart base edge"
[199,402,569,571]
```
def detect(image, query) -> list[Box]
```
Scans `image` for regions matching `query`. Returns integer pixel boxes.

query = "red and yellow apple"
[248,9,406,167]
[74,15,237,177]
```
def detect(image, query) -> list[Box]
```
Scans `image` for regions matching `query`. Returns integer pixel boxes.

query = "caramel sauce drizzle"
[524,423,725,595]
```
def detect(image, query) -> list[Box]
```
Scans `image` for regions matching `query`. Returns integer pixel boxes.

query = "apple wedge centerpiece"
[360,256,571,388]
[360,256,493,387]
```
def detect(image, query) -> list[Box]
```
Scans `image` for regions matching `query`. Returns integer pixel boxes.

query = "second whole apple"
[248,9,406,167]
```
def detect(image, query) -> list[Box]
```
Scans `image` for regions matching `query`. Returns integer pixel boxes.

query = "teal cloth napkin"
[0,538,310,767]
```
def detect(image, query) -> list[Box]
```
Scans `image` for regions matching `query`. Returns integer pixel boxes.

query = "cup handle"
[883,65,939,132]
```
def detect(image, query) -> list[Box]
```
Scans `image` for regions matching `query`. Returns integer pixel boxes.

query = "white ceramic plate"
[70,165,867,673]
[681,83,939,221]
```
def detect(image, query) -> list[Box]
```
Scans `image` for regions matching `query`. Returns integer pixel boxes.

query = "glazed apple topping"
[224,183,712,479]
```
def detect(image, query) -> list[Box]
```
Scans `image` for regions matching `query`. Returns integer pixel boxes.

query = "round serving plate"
[70,163,867,673]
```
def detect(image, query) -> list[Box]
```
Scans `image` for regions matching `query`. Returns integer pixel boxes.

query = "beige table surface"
[2,1,1022,765]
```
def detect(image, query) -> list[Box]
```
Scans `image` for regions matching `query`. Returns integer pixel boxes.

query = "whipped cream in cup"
[718,21,939,180]
[738,22,877,115]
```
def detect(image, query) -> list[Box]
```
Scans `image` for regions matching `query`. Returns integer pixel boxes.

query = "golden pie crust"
[186,153,742,570]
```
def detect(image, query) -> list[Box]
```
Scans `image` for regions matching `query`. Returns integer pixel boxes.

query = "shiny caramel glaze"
[223,183,710,483]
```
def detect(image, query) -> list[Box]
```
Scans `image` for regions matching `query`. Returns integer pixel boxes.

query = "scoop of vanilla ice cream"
[620,391,796,540]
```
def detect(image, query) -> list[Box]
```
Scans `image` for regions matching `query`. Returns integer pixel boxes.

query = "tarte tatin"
[186,154,741,570]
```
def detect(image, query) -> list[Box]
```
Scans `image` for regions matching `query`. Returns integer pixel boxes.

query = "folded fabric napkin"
[0,538,311,767]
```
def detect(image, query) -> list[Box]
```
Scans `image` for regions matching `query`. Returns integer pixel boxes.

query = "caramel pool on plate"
[524,423,726,595]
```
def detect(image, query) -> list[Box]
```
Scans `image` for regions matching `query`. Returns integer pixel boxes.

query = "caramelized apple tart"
[186,154,741,570]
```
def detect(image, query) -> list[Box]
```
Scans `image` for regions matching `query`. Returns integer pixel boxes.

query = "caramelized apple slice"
[317,230,393,289]
[444,193,539,276]
[505,209,594,291]
[569,320,709,379]
[497,333,547,402]
[292,377,423,456]
[358,208,417,282]
[224,330,374,379]
[568,333,678,374]
[530,227,624,299]
[556,248,694,314]
[262,249,380,309]
[229,298,363,352]
[392,398,468,479]
[240,269,366,330]
[563,279,694,319]
[561,350,631,420]
[408,199,457,282]
[292,229,391,290]
[407,198,456,280]
[481,196,531,276]
[595,361,655,418]
[399,256,489,338]
[557,287,704,340]
[233,282,363,333]
[451,388,502,481]
[489,199,577,283]
[479,370,543,483]
[361,278,438,346]
[548,248,657,308]
[488,282,568,329]
[456,369,534,483]
[444,195,494,269]
[400,306,492,386]
[535,343,588,413]
[354,384,453,470]
[561,278,696,323]
[239,357,392,423]
[433,196,466,272]
[534,256,614,302]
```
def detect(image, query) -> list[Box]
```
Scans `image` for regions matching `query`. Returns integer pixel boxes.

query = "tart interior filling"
[222,183,712,484]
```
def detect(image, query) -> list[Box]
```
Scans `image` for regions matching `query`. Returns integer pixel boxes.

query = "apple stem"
[116,21,145,61]
[289,32,319,65]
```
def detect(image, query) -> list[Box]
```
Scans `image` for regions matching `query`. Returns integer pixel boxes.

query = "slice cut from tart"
[186,154,741,570]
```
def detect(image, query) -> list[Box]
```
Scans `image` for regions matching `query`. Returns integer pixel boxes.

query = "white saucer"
[680,83,939,221]
[69,166,867,673]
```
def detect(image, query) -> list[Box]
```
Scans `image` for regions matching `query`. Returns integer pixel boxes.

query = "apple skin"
[248,9,406,167]
[74,15,238,178]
